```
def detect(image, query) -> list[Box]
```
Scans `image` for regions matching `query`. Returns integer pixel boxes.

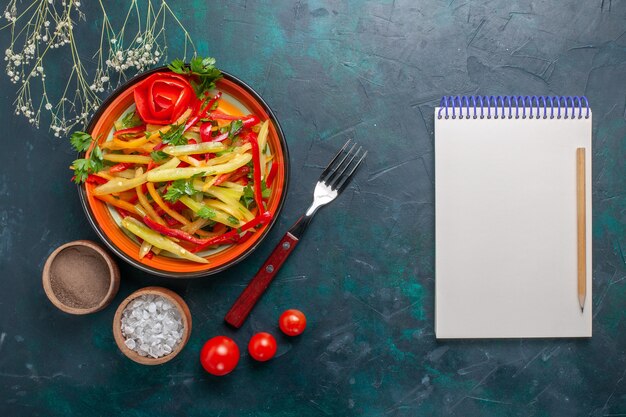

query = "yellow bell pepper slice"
[121,217,208,264]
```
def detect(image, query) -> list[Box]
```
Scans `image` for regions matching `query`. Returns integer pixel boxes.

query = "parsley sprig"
[160,123,187,146]
[241,180,270,209]
[198,206,216,219]
[70,131,104,184]
[118,110,142,129]
[150,150,169,163]
[164,179,198,202]
[168,56,222,98]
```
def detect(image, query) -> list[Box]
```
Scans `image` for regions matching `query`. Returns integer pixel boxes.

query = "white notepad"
[435,97,592,338]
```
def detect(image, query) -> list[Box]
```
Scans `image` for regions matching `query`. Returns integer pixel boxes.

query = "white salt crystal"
[119,294,184,359]
[124,338,136,350]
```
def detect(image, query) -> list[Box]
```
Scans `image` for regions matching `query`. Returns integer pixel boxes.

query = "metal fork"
[225,140,367,328]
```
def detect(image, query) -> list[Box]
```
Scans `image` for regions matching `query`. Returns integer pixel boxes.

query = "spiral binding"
[437,96,590,120]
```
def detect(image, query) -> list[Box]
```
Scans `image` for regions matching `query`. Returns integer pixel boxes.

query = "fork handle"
[224,231,300,328]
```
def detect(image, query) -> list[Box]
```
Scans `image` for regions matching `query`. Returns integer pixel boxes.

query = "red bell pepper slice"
[143,216,207,245]
[191,211,273,253]
[210,112,260,128]
[200,126,229,143]
[214,166,250,186]
[265,162,278,187]
[116,208,133,218]
[243,132,265,211]
[152,141,167,151]
[109,163,133,173]
[184,92,222,133]
[85,174,108,185]
[113,125,146,137]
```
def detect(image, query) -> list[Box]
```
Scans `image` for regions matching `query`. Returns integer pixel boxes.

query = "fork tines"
[320,139,367,192]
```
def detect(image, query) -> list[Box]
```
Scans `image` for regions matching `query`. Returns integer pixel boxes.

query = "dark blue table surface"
[1,1,625,416]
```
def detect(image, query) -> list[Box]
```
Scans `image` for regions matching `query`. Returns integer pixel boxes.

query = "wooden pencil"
[577,148,586,312]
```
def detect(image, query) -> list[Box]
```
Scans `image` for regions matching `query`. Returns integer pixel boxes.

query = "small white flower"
[37,66,43,72]
[45,103,52,110]
[100,76,109,82]
[136,36,143,43]
[110,38,117,44]
[44,21,50,27]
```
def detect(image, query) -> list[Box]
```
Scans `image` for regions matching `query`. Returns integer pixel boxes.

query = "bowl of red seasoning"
[75,58,289,278]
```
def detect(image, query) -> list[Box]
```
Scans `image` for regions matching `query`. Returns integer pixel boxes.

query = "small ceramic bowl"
[42,240,120,315]
[112,286,192,365]
[78,67,289,278]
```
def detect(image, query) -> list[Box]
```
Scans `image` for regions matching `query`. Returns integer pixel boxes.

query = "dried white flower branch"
[2,0,196,136]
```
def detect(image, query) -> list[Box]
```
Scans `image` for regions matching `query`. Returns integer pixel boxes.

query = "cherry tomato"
[279,309,307,336]
[248,332,277,362]
[200,336,240,376]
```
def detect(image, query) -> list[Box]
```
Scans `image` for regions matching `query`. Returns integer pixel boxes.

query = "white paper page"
[434,109,592,338]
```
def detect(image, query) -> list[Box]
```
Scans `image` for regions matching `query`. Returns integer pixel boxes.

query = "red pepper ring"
[191,211,273,253]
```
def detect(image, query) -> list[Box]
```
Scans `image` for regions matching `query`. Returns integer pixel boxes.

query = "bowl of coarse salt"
[113,287,191,365]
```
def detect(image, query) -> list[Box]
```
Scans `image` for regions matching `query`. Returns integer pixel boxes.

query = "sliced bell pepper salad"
[74,65,280,263]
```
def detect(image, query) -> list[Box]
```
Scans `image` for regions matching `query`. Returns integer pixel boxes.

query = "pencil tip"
[580,306,584,313]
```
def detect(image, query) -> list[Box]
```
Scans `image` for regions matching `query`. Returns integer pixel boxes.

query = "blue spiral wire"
[437,95,590,120]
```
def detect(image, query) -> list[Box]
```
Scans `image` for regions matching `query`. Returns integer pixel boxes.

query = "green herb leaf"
[228,120,243,139]
[168,59,186,74]
[119,110,142,129]
[70,131,93,152]
[150,151,170,163]
[89,146,104,172]
[167,56,223,98]
[241,185,255,209]
[240,180,270,208]
[71,144,104,184]
[215,147,234,157]
[261,180,271,198]
[227,215,239,225]
[197,206,216,219]
[160,123,187,146]
[164,179,197,202]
